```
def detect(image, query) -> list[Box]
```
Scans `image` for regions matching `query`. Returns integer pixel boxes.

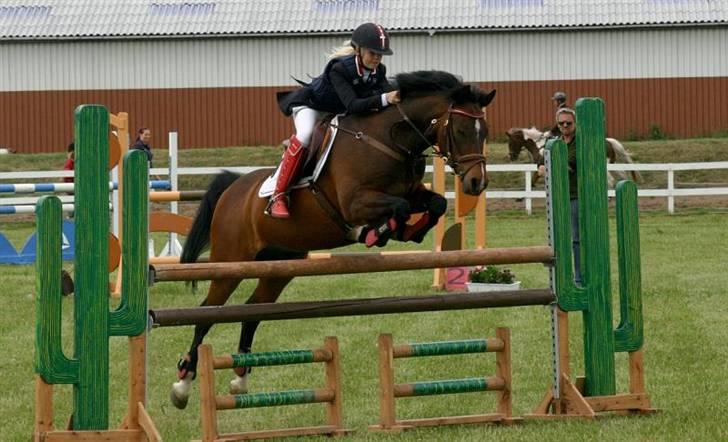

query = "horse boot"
[267,135,308,219]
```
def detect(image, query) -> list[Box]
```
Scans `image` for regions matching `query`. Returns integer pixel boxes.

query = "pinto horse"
[505,126,642,186]
[169,71,496,408]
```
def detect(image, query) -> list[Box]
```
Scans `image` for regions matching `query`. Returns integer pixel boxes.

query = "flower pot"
[466,281,521,292]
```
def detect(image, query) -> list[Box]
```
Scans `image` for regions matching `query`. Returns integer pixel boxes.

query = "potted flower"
[466,265,521,292]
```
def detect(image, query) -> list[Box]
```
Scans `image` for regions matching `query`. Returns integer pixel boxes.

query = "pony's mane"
[395,70,464,99]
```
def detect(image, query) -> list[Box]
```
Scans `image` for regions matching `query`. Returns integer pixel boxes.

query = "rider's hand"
[386,90,401,104]
[538,165,546,177]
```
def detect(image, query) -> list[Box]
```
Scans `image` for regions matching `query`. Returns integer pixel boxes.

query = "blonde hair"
[328,40,357,59]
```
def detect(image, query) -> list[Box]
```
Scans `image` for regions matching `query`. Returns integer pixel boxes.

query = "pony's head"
[506,127,544,162]
[396,71,496,195]
[506,128,526,161]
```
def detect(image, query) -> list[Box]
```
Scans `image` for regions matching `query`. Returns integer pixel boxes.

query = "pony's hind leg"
[171,277,242,409]
[229,276,295,394]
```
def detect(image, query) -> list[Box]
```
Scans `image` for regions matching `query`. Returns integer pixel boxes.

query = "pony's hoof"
[229,374,248,395]
[170,388,189,409]
[170,373,193,409]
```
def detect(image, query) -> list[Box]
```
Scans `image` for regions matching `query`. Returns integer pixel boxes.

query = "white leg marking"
[171,373,194,401]
[230,373,249,394]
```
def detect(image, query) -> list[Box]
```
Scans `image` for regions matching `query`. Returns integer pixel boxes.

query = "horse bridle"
[330,103,487,179]
[315,103,487,235]
[394,103,487,180]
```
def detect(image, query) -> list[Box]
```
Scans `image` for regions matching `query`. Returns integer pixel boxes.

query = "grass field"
[1,208,727,441]
[1,138,726,440]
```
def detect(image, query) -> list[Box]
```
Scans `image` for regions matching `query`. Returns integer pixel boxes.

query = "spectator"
[538,108,581,283]
[547,91,569,138]
[63,142,74,183]
[552,91,568,110]
[130,128,153,167]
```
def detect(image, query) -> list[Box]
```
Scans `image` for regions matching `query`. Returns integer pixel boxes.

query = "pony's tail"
[608,138,643,183]
[180,171,240,265]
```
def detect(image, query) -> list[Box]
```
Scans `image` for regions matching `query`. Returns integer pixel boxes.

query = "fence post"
[667,167,675,214]
[525,170,533,215]
[163,132,181,256]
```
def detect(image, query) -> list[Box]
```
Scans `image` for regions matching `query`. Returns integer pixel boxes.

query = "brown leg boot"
[267,135,308,219]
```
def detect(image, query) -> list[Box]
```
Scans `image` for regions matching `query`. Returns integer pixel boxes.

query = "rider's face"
[359,48,383,70]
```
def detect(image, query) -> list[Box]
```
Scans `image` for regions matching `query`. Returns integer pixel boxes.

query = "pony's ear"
[479,89,496,108]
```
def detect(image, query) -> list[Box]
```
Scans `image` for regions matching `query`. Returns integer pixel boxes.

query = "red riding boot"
[267,135,308,219]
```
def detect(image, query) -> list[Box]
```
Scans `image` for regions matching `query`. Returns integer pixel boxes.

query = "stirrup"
[265,193,290,218]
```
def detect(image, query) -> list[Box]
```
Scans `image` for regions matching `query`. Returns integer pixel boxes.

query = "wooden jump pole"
[149,289,555,327]
[197,337,350,441]
[151,246,553,282]
[370,327,520,432]
[149,190,205,202]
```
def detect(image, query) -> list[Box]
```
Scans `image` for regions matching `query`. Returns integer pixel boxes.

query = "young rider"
[269,22,401,218]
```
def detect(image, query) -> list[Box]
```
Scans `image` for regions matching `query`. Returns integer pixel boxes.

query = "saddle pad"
[258,116,340,198]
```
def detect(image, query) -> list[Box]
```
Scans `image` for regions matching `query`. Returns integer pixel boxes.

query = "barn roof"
[1,0,727,40]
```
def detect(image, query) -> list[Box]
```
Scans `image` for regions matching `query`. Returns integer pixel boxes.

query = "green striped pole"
[216,348,332,369]
[393,338,504,358]
[394,377,505,397]
[217,389,335,410]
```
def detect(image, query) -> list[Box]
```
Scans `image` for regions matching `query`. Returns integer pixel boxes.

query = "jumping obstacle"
[108,114,195,294]
[197,337,350,441]
[0,180,168,264]
[34,98,654,440]
[430,155,487,289]
[525,98,657,418]
[369,327,520,432]
[34,106,159,441]
[147,98,655,421]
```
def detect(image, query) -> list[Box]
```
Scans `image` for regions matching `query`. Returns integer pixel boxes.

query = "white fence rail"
[3,162,727,215]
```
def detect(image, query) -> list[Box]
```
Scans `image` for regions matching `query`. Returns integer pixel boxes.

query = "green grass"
[1,210,727,441]
[1,139,726,440]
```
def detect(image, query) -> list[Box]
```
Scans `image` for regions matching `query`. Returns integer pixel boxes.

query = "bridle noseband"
[395,103,487,180]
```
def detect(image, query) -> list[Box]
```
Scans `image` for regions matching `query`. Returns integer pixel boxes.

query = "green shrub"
[469,265,516,284]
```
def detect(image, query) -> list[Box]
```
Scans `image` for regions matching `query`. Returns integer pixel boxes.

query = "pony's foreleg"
[400,188,447,243]
[344,191,412,248]
[170,322,212,409]
[171,278,242,409]
[229,276,294,394]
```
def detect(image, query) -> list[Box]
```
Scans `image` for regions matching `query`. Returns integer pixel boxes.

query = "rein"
[328,122,407,162]
[313,102,487,235]
[330,104,487,178]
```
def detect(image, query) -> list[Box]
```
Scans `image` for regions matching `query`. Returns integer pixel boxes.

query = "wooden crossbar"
[150,289,555,327]
[152,247,554,282]
[369,327,522,432]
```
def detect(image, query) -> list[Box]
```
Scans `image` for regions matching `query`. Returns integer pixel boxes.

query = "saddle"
[258,115,338,198]
[303,115,335,175]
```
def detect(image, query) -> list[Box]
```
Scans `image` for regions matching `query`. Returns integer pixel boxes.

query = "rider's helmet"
[351,23,393,55]
[552,91,567,106]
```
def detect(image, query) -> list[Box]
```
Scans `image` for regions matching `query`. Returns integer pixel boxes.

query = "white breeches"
[292,106,328,147]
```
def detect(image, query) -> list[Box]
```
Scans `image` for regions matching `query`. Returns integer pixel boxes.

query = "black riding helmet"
[351,23,393,55]
[552,91,567,102]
